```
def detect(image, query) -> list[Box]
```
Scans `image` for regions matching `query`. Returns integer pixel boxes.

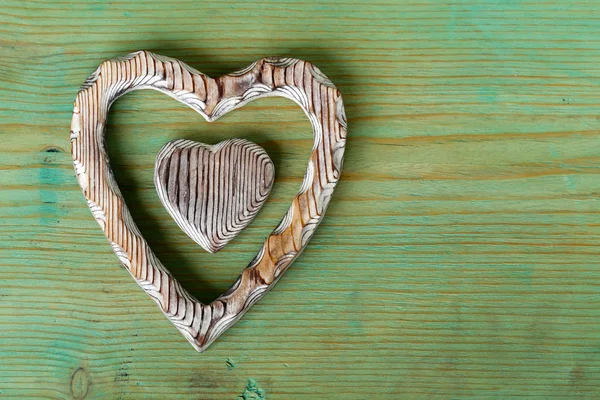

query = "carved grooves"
[155,138,275,253]
[71,51,347,352]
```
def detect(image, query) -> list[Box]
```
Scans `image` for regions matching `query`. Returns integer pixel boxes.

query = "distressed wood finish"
[155,138,275,253]
[7,1,600,398]
[70,51,347,351]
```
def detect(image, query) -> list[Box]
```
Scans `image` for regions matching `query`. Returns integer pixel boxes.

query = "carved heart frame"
[70,51,347,352]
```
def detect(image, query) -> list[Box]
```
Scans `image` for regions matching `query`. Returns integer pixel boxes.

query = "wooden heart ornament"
[70,51,347,352]
[155,138,275,253]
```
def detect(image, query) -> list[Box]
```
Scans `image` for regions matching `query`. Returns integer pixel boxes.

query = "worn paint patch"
[114,360,131,384]
[238,378,266,400]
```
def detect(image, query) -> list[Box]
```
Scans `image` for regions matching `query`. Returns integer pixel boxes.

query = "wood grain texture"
[155,138,275,253]
[71,51,346,352]
[2,0,600,398]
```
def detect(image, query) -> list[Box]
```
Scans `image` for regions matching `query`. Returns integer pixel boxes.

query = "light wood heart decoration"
[70,51,347,352]
[155,138,275,253]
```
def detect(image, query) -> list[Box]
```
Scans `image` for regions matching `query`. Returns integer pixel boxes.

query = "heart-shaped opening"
[106,91,313,305]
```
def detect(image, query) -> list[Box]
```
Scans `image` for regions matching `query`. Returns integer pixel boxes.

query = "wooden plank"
[1,0,600,398]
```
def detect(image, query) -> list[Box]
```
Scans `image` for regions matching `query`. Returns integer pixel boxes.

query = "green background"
[1,0,600,398]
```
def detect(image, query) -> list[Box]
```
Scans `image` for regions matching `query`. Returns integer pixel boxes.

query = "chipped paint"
[238,378,266,400]
[226,358,235,371]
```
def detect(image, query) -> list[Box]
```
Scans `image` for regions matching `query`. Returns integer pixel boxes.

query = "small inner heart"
[155,138,274,253]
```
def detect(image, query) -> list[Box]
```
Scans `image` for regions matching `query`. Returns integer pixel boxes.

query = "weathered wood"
[155,138,275,253]
[70,51,347,351]
[3,1,600,398]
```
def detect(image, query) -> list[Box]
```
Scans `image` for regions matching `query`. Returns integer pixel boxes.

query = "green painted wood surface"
[1,0,600,398]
